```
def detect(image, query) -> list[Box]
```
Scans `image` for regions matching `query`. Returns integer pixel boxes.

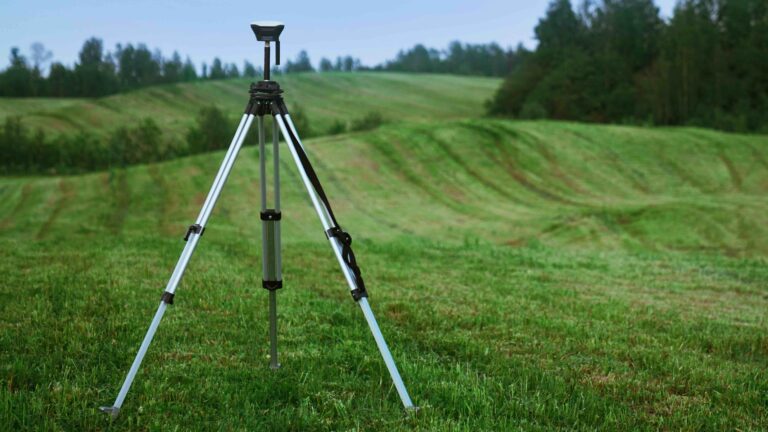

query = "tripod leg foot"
[98,405,120,419]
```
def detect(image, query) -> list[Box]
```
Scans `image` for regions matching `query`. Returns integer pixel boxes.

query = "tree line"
[0,38,273,97]
[285,53,364,73]
[0,36,519,98]
[487,0,768,133]
[377,41,525,77]
[286,42,524,76]
[0,38,371,98]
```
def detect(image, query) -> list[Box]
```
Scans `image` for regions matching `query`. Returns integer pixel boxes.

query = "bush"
[0,115,179,174]
[186,106,234,153]
[0,117,26,171]
[519,102,547,119]
[326,119,347,135]
[350,111,385,132]
[109,118,168,167]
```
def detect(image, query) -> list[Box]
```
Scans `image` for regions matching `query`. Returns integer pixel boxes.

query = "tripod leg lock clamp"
[161,291,175,305]
[326,226,368,301]
[260,210,282,221]
[184,224,205,241]
[350,287,368,301]
[326,226,348,243]
[262,280,283,290]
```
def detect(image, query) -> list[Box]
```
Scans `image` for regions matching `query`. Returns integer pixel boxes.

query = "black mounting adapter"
[251,21,284,80]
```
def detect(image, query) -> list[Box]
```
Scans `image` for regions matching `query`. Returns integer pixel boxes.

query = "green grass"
[1,112,767,429]
[0,72,500,139]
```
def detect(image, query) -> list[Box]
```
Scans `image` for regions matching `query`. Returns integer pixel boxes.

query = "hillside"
[1,119,767,255]
[0,73,501,139]
[1,120,767,430]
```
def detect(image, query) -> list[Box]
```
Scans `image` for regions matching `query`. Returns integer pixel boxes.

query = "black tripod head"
[251,21,284,81]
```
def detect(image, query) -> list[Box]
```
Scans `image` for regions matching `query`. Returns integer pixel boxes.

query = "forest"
[488,0,768,132]
[1,0,766,133]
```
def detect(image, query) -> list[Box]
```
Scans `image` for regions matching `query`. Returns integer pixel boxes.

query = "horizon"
[0,0,678,72]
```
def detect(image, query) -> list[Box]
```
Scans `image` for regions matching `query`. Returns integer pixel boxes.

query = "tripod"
[100,21,416,418]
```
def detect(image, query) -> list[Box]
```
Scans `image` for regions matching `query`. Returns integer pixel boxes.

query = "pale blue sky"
[0,0,679,71]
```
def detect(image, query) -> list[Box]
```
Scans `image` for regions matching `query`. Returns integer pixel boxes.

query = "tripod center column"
[259,110,283,291]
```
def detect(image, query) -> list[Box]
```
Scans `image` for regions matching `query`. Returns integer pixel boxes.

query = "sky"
[0,0,679,71]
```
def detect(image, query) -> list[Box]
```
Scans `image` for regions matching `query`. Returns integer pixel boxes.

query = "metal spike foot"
[99,405,120,419]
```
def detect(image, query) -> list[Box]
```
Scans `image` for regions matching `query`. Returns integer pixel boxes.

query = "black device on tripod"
[99,21,416,419]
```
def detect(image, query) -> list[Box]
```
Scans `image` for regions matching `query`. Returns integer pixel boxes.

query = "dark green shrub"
[109,118,167,166]
[0,115,180,173]
[350,111,385,132]
[186,106,234,153]
[0,117,27,171]
[326,119,347,135]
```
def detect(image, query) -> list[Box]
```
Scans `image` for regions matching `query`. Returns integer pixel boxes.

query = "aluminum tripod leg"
[268,291,278,368]
[100,113,255,419]
[270,116,282,370]
[274,112,416,411]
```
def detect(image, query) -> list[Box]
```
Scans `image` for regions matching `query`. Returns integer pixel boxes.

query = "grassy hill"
[0,72,501,140]
[2,119,768,255]
[1,107,767,426]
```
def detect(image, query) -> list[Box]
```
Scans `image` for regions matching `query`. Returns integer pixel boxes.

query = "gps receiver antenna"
[251,21,284,81]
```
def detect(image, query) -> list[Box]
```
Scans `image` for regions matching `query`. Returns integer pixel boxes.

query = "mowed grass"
[0,119,767,430]
[0,72,501,139]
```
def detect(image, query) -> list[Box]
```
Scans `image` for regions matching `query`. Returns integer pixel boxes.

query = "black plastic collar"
[260,210,282,221]
[262,280,283,291]
[161,291,175,305]
[184,224,204,241]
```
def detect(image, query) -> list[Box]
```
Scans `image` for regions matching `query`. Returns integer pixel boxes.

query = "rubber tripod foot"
[405,406,420,416]
[99,406,120,419]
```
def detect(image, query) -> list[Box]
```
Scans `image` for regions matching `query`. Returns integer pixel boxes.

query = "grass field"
[0,72,501,140]
[1,75,767,430]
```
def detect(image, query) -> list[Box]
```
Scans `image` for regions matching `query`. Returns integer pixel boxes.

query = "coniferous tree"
[163,51,183,83]
[182,57,197,81]
[116,43,137,89]
[342,55,358,72]
[284,50,315,73]
[0,48,34,96]
[47,62,75,97]
[133,44,161,86]
[209,58,225,79]
[225,63,240,78]
[319,57,333,72]
[74,38,118,96]
[243,61,258,78]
